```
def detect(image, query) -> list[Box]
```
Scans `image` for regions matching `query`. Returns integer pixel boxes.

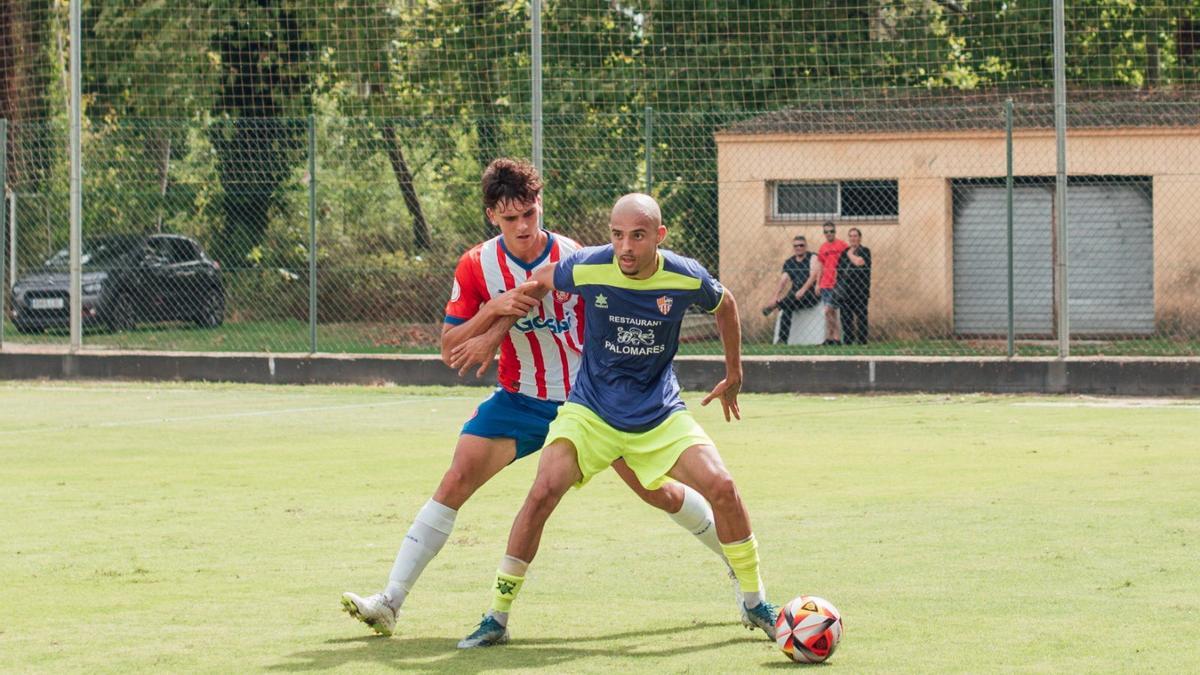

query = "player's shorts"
[545,402,714,490]
[461,388,562,461]
[820,288,839,308]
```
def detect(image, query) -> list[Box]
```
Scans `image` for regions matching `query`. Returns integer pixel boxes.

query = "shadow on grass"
[268,620,757,672]
[761,660,835,669]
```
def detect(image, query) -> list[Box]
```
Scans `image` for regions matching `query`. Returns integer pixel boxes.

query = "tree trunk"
[0,0,55,191]
[156,135,170,233]
[209,4,309,266]
[471,0,503,240]
[380,121,430,252]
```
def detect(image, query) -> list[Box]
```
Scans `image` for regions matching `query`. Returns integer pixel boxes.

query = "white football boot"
[340,592,398,637]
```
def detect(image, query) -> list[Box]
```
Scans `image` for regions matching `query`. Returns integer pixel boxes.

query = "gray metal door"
[1066,182,1154,335]
[953,185,1054,335]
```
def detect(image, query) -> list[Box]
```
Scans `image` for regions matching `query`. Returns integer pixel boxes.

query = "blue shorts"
[461,388,562,460]
[821,289,839,308]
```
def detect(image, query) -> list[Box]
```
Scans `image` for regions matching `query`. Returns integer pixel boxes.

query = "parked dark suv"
[10,234,224,334]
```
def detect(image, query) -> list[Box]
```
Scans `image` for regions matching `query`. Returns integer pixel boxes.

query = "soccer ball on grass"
[775,595,843,664]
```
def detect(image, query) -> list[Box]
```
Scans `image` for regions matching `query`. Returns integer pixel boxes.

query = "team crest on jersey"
[553,290,572,304]
[656,295,673,315]
[595,293,608,309]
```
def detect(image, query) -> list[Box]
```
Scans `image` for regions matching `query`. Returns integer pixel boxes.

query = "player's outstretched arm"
[701,288,743,422]
[440,281,539,367]
[447,265,557,377]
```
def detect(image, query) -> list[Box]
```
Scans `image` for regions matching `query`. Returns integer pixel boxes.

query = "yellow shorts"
[545,402,714,490]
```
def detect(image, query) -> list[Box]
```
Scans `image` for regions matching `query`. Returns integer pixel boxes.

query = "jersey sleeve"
[444,250,486,325]
[553,248,584,293]
[693,265,726,314]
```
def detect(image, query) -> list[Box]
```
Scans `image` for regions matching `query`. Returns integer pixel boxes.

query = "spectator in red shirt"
[817,221,849,345]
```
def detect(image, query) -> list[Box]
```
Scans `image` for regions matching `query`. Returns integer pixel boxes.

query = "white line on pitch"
[0,395,474,436]
[1013,399,1200,409]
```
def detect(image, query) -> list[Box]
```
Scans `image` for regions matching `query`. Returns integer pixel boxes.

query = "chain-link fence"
[2,2,1199,356]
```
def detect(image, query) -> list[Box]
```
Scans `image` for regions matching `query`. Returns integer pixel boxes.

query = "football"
[775,595,843,663]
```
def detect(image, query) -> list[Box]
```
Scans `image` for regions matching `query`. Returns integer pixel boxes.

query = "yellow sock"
[490,570,525,613]
[720,534,763,594]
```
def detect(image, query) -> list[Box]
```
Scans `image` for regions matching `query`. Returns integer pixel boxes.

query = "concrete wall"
[3,349,1198,396]
[716,128,1200,338]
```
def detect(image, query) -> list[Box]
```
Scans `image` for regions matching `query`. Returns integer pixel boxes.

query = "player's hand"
[449,333,500,378]
[701,376,742,422]
[490,283,539,318]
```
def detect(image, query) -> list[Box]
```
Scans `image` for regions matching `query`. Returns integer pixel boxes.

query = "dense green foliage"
[3,1,1199,316]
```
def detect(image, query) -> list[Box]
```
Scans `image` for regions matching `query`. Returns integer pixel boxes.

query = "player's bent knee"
[527,478,570,512]
[702,472,741,512]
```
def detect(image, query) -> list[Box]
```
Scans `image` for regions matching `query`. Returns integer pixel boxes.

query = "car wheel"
[195,290,224,328]
[106,294,137,333]
[13,321,39,335]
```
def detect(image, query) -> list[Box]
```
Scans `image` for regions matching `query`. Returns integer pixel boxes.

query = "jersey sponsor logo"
[605,323,666,355]
[594,293,608,309]
[616,325,655,346]
[514,314,574,334]
[656,295,673,315]
[608,314,662,327]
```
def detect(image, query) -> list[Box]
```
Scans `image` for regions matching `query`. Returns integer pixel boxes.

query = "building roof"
[718,89,1200,136]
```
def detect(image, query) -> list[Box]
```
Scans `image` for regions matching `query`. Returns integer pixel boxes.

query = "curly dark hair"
[481,158,543,210]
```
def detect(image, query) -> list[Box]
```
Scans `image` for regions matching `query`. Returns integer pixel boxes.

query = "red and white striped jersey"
[444,231,585,402]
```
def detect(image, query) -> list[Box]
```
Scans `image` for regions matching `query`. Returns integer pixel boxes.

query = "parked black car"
[10,234,224,334]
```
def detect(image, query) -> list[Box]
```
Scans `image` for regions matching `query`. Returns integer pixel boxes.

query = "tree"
[0,0,60,192]
[208,1,312,265]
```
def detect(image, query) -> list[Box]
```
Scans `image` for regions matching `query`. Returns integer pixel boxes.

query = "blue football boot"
[457,614,510,648]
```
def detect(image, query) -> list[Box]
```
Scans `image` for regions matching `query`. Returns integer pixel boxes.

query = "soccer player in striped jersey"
[455,192,777,648]
[341,160,741,637]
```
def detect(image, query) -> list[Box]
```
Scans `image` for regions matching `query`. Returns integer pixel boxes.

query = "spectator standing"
[817,221,849,345]
[762,235,821,344]
[836,227,872,345]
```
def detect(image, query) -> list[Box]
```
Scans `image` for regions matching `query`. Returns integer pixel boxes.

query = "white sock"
[668,483,727,561]
[744,591,764,608]
[383,499,457,610]
[488,610,509,627]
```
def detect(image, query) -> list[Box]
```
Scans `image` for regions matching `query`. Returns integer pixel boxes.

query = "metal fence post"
[7,187,14,288]
[644,106,653,193]
[1052,0,1070,357]
[69,0,83,350]
[7,190,15,290]
[308,114,318,354]
[531,0,543,176]
[1005,99,1014,358]
[1,118,6,349]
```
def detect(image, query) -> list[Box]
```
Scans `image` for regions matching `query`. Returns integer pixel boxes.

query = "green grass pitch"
[2,381,1198,673]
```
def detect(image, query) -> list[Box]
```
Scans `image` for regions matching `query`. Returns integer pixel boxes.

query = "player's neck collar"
[499,229,553,271]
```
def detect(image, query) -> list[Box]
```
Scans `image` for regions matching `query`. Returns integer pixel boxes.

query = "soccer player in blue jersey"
[341,160,743,638]
[453,192,778,648]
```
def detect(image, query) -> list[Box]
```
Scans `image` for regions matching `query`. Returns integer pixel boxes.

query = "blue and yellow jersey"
[553,244,726,432]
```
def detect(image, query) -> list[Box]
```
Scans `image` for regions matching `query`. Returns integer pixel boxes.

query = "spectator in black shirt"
[835,228,872,345]
[762,235,822,344]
